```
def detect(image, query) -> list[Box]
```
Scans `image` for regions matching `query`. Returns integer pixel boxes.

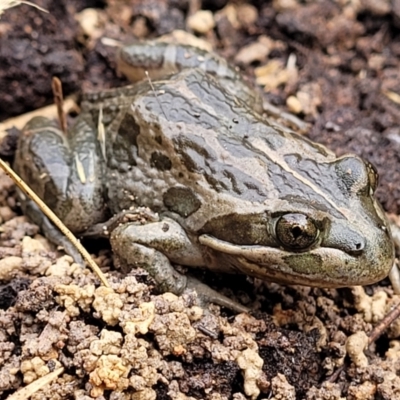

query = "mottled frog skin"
[14,41,394,310]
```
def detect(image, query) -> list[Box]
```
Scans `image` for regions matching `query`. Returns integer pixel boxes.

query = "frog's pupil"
[276,213,318,250]
[292,226,302,238]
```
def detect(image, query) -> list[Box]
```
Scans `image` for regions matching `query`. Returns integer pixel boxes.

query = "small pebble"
[187,10,215,34]
[286,96,302,114]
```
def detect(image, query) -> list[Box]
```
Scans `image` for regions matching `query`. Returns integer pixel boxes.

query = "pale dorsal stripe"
[251,137,349,219]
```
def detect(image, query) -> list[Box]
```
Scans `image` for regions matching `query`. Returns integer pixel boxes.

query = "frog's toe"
[186,277,250,313]
[20,198,84,265]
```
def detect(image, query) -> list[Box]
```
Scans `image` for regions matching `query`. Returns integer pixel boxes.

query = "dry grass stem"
[51,77,68,135]
[6,367,64,400]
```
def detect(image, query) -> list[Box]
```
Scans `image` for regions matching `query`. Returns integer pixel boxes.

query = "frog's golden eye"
[276,213,319,250]
[364,160,379,194]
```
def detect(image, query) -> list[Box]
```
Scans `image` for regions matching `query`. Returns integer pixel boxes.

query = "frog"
[13,40,395,311]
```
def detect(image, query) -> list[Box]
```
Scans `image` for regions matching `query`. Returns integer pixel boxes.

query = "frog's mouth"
[198,234,393,288]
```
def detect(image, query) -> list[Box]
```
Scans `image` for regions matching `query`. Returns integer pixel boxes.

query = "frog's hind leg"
[14,116,108,262]
[18,196,85,264]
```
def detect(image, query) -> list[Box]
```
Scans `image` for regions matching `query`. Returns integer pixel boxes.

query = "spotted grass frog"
[14,41,394,310]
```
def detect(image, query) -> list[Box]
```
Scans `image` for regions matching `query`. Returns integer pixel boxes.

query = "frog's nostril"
[350,239,365,255]
[325,222,367,256]
[355,242,363,251]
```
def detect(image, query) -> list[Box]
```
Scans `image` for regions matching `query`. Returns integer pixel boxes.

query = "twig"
[367,301,400,345]
[6,367,64,400]
[145,71,167,119]
[51,77,67,135]
[326,364,345,383]
[326,294,400,384]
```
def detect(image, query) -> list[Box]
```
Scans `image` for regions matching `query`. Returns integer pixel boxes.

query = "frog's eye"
[275,213,319,250]
[364,160,379,194]
[335,156,378,196]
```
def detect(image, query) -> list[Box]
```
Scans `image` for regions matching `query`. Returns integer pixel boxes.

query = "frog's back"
[83,69,363,229]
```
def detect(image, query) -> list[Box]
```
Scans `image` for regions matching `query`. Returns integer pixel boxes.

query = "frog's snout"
[323,220,366,256]
[352,223,394,285]
[346,238,365,256]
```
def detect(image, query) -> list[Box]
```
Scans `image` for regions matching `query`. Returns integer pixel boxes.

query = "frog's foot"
[186,276,250,313]
[20,197,84,265]
[81,207,159,239]
[110,219,249,313]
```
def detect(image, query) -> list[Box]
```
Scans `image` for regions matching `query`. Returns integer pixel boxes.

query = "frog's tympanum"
[14,41,394,310]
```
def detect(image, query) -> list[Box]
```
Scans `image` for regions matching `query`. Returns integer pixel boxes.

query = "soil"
[1,1,400,399]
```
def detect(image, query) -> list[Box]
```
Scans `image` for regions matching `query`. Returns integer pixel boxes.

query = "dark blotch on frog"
[163,187,201,217]
[150,152,172,171]
[174,133,268,201]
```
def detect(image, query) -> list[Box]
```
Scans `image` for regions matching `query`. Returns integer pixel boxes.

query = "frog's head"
[198,154,394,288]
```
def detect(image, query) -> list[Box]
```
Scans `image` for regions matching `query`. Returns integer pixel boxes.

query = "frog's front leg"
[110,217,249,313]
